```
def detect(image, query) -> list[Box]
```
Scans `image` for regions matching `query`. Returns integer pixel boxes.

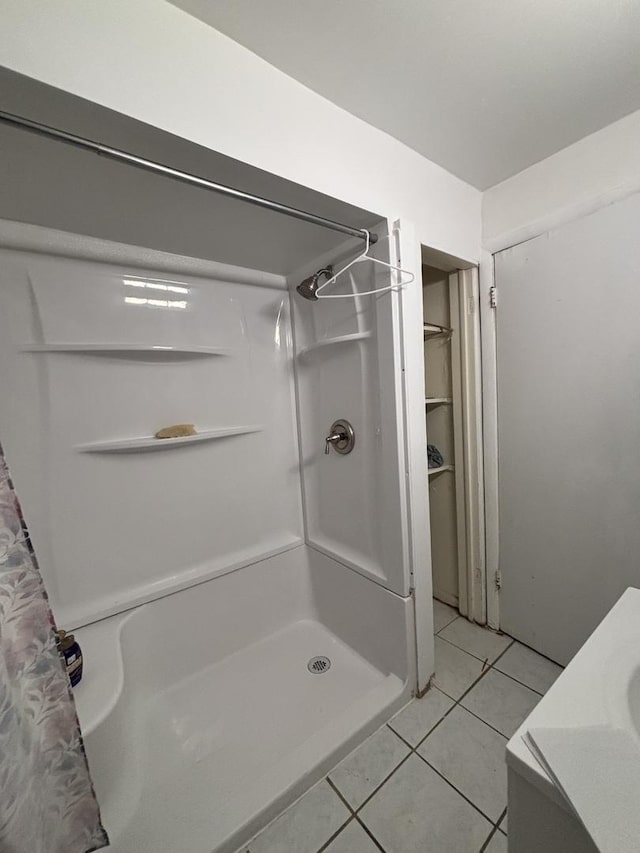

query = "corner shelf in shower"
[423,323,452,338]
[428,464,455,477]
[426,397,452,406]
[75,426,263,454]
[296,331,372,358]
[21,344,229,359]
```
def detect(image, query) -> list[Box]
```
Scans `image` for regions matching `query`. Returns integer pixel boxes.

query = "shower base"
[76,547,412,853]
[114,620,400,852]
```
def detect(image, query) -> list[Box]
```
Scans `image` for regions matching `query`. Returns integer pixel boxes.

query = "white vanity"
[507,587,640,853]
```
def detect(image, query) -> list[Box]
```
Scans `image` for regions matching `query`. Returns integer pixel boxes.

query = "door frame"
[399,227,490,693]
[421,249,487,629]
[479,250,500,629]
[455,266,487,625]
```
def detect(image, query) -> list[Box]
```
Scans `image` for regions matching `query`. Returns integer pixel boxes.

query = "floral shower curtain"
[0,444,108,853]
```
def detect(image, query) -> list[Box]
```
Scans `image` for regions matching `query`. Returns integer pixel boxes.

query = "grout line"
[504,636,564,669]
[385,723,413,750]
[488,640,517,669]
[352,751,415,815]
[411,652,499,751]
[491,663,545,697]
[455,702,511,741]
[435,614,459,634]
[315,814,355,853]
[355,816,387,852]
[436,632,515,666]
[385,689,509,830]
[478,824,502,852]
[326,777,355,814]
[414,750,497,827]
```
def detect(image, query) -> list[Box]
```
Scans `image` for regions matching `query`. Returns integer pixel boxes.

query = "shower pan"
[0,207,422,852]
[74,549,410,853]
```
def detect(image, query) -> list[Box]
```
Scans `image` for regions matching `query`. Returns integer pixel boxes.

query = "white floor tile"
[439,618,512,664]
[359,754,491,853]
[329,726,410,809]
[388,687,454,746]
[461,669,540,738]
[484,828,508,852]
[434,599,459,633]
[249,780,349,853]
[433,636,485,700]
[323,819,381,853]
[494,642,562,695]
[417,705,507,822]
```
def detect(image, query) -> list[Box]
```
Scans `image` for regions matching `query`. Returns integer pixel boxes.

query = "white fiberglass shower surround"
[0,110,429,850]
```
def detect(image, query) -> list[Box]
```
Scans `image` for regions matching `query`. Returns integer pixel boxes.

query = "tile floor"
[244,599,562,853]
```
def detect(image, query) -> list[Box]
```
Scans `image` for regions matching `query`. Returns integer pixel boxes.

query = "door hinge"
[494,569,502,590]
[489,285,497,309]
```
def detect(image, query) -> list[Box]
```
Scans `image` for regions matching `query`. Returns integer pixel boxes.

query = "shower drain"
[307,656,331,674]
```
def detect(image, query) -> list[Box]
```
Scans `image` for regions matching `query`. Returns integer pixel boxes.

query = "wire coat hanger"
[315,231,415,299]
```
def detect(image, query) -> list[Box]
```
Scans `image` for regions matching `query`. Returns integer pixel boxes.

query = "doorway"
[421,250,485,628]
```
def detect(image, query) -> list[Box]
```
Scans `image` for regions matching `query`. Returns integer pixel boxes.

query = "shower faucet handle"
[324,431,344,454]
[324,420,355,455]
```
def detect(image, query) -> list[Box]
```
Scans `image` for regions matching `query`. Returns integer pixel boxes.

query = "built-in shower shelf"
[76,426,263,454]
[428,464,455,477]
[423,323,452,338]
[425,397,452,406]
[297,331,372,358]
[22,344,229,358]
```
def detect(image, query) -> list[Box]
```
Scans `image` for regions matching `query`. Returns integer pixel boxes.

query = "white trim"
[479,250,500,629]
[0,218,287,289]
[450,273,469,617]
[483,181,640,255]
[388,231,413,594]
[395,219,434,694]
[459,267,487,624]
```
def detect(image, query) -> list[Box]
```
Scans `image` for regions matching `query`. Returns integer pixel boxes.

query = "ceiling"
[173,0,640,189]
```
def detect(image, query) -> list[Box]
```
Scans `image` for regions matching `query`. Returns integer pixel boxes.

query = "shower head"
[296,266,333,301]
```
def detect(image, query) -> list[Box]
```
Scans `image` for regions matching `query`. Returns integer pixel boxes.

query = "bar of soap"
[155,424,197,439]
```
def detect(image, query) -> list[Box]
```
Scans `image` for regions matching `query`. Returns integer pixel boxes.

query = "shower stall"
[0,78,431,853]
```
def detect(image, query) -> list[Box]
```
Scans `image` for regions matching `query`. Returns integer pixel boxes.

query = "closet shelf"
[297,331,372,358]
[76,426,263,454]
[22,344,229,358]
[423,323,452,338]
[428,464,455,477]
[425,397,452,405]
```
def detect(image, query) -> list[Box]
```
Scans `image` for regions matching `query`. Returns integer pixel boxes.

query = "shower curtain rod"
[0,110,377,245]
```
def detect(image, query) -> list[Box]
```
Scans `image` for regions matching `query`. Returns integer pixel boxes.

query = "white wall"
[482,108,640,249]
[0,0,481,263]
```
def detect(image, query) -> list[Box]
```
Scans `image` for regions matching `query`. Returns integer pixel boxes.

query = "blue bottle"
[56,629,83,687]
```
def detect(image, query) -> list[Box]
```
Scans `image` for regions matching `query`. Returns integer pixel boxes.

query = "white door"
[495,192,640,665]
